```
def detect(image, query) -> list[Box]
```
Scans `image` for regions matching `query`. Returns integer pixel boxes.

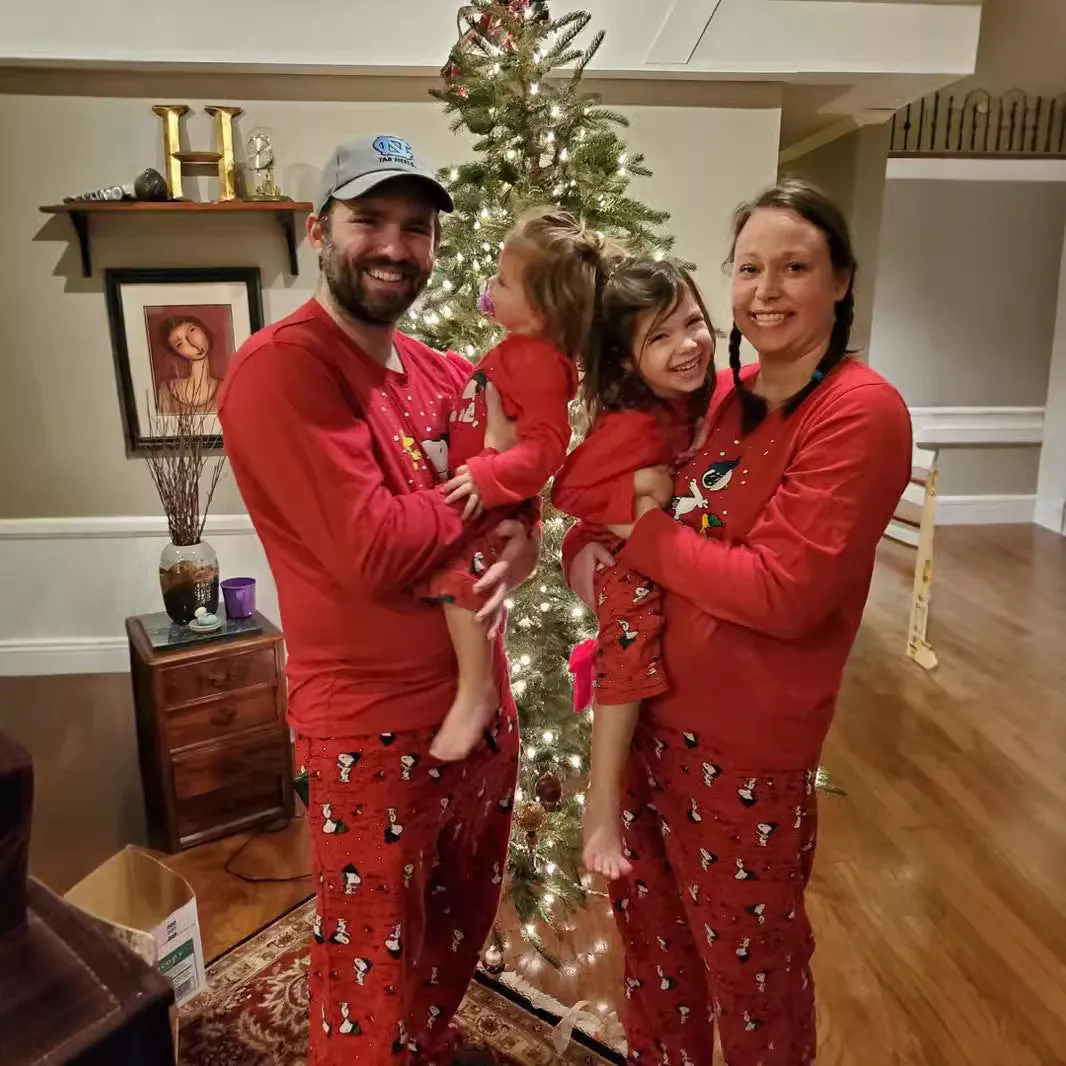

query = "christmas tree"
[405,0,688,960]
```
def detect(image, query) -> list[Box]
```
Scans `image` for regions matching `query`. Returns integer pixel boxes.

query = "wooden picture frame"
[105,267,264,454]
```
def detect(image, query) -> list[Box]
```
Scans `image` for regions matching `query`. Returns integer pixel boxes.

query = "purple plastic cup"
[221,577,256,619]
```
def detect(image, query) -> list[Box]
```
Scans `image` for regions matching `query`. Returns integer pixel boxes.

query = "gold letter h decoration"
[152,104,244,201]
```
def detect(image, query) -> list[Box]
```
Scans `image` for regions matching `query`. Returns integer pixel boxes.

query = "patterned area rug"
[178,900,621,1066]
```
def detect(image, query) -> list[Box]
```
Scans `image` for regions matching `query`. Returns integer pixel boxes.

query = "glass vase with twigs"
[142,404,227,624]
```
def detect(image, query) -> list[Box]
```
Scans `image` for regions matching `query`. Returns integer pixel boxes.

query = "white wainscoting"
[0,515,279,678]
[908,405,1045,447]
[0,405,1050,677]
[907,405,1045,527]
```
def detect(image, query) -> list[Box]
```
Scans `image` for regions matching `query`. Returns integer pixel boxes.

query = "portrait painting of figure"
[105,267,263,452]
[143,303,236,416]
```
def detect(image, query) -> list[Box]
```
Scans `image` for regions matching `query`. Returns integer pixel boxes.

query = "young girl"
[420,207,624,762]
[551,259,715,879]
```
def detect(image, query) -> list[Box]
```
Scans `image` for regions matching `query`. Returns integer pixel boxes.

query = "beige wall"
[781,123,890,353]
[0,76,780,518]
[867,176,1066,497]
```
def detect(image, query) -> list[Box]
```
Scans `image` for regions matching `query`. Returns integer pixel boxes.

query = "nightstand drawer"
[172,728,291,845]
[177,775,288,848]
[164,686,281,751]
[160,648,276,707]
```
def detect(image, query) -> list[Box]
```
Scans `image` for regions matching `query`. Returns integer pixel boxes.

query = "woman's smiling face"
[731,207,850,363]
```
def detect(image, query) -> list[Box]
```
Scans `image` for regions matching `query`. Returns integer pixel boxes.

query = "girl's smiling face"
[632,287,715,400]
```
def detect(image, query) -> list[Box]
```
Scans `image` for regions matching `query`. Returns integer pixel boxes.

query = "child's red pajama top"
[218,298,513,738]
[551,405,692,527]
[453,334,578,504]
[562,362,912,767]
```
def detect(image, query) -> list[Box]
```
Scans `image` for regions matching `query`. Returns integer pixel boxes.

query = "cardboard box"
[65,845,206,1008]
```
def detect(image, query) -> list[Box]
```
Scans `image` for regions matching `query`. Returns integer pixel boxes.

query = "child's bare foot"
[582,794,632,881]
[429,683,497,762]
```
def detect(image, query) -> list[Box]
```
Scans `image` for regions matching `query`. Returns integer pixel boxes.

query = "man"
[218,135,537,1065]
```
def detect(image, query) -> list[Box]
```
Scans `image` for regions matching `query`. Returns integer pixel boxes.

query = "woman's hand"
[607,497,660,540]
[568,541,616,609]
[441,465,484,520]
[473,519,539,638]
[632,465,674,508]
[483,382,518,453]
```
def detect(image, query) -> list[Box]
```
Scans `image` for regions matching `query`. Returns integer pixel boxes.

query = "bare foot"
[429,684,497,762]
[582,793,632,881]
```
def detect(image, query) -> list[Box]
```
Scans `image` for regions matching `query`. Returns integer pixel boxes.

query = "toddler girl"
[420,207,623,762]
[552,258,715,879]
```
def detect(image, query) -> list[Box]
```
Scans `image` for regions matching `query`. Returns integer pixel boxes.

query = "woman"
[563,179,912,1065]
[155,314,222,414]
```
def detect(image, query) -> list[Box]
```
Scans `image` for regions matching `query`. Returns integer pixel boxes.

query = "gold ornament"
[514,800,547,834]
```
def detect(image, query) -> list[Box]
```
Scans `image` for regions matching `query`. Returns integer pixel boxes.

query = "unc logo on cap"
[373,135,414,161]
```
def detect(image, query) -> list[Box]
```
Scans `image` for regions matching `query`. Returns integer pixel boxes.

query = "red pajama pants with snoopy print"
[294,710,519,1066]
[593,538,668,705]
[611,720,819,1066]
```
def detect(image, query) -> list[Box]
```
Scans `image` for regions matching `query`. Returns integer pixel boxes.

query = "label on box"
[160,939,200,1004]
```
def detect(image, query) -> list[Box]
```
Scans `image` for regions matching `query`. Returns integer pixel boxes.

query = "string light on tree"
[418,0,690,963]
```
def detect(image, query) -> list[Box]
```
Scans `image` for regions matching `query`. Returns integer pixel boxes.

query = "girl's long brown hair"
[579,258,715,430]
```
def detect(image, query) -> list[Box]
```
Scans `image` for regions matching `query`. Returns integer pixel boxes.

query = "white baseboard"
[0,514,278,678]
[1035,496,1066,534]
[935,494,1037,525]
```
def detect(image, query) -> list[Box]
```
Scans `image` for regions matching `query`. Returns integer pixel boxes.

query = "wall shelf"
[38,200,313,278]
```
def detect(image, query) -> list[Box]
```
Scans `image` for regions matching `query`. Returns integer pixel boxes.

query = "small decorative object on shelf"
[152,103,243,202]
[63,167,169,204]
[244,127,286,201]
[141,397,227,625]
[188,606,223,634]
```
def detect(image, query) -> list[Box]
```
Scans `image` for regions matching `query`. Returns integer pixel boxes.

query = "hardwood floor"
[6,525,1065,1062]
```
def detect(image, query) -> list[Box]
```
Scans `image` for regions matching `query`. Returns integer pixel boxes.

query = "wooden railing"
[890,89,1066,157]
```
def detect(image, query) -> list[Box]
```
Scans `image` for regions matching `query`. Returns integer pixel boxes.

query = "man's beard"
[321,237,430,326]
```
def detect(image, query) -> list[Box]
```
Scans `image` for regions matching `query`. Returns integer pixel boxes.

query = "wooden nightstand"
[126,611,293,853]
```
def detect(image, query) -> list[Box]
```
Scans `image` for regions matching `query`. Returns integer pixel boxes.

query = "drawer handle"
[210,706,238,726]
[206,671,229,688]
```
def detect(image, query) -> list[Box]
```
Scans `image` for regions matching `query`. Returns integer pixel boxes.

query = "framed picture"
[105,267,264,452]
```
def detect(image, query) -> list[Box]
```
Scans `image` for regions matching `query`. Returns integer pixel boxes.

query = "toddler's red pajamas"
[416,335,576,609]
[552,406,692,705]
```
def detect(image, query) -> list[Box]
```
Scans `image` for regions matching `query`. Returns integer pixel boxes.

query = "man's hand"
[483,382,518,453]
[607,497,659,540]
[441,465,484,520]
[633,465,674,508]
[567,541,616,609]
[473,519,540,639]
